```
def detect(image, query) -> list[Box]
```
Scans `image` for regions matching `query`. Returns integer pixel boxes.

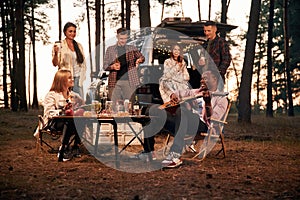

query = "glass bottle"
[133,95,140,115]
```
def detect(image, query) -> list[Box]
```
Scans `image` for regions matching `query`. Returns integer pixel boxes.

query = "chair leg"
[163,134,171,156]
[36,137,41,154]
[192,134,210,160]
[192,146,207,161]
[216,132,226,158]
[36,130,59,153]
[36,130,46,154]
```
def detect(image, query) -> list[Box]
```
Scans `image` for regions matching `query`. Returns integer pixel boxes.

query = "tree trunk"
[57,0,62,40]
[95,0,101,77]
[197,0,201,21]
[138,0,151,27]
[266,0,274,117]
[238,0,261,123]
[283,0,294,116]
[121,0,125,28]
[102,0,105,69]
[161,0,165,21]
[1,0,9,109]
[86,0,93,81]
[208,0,211,20]
[220,0,230,38]
[256,13,263,110]
[31,0,39,109]
[9,0,18,111]
[15,0,27,111]
[125,0,131,30]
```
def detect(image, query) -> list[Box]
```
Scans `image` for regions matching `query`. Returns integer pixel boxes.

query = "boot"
[72,144,81,158]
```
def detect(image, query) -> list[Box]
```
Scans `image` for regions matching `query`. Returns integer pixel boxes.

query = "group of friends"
[36,20,231,167]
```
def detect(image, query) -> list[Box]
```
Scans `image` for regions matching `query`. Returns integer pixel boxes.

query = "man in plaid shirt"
[199,21,232,83]
[103,28,145,102]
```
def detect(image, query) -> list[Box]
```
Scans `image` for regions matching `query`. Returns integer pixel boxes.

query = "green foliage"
[1,0,53,110]
[2,0,53,45]
[26,1,51,43]
[158,0,182,17]
[158,0,179,7]
[289,0,300,70]
[253,0,299,111]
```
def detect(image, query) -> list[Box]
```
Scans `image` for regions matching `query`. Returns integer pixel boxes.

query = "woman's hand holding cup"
[54,41,61,54]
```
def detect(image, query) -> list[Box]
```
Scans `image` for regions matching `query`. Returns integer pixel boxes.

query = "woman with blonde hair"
[42,69,84,162]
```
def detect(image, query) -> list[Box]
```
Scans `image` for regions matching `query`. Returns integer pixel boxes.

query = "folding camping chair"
[162,100,231,161]
[192,101,231,160]
[35,115,74,153]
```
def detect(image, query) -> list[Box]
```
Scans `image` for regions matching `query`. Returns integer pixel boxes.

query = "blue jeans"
[73,77,83,97]
[143,106,206,154]
[168,107,206,154]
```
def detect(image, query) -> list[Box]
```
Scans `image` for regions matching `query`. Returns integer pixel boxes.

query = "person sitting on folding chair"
[131,69,228,166]
[160,69,228,168]
[39,69,84,162]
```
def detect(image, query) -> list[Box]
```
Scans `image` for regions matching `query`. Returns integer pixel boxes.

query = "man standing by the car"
[198,21,231,83]
[103,28,145,102]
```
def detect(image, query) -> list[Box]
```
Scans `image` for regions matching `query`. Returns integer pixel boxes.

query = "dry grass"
[0,108,300,199]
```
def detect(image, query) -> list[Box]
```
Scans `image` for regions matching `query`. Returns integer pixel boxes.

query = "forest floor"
[0,108,299,200]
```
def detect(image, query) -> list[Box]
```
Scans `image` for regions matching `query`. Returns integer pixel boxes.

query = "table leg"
[94,122,101,155]
[128,122,144,145]
[112,121,120,168]
[119,122,144,154]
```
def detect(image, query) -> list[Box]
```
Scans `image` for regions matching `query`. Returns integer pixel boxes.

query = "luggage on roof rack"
[162,17,192,23]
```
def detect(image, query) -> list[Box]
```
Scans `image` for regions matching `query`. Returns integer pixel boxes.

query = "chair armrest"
[210,118,227,124]
[200,132,219,138]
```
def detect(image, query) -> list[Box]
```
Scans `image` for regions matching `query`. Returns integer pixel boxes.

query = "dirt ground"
[0,109,299,200]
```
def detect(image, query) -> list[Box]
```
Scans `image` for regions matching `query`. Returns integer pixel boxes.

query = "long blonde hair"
[50,69,71,94]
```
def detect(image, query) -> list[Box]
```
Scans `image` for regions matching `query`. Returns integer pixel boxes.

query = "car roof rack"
[157,18,238,38]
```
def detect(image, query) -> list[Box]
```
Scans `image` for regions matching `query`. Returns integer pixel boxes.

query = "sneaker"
[151,151,157,161]
[130,151,157,161]
[57,150,72,162]
[161,152,182,168]
[72,146,81,158]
